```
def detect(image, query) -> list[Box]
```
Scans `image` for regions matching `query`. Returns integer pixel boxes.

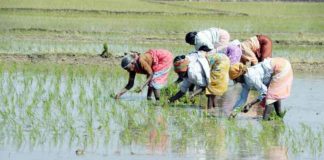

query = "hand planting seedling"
[134,86,142,93]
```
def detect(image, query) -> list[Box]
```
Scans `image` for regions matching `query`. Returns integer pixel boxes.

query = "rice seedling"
[1,21,324,157]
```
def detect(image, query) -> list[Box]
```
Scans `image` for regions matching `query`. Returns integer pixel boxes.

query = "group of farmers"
[114,27,293,120]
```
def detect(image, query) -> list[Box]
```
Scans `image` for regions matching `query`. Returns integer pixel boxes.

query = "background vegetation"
[0,0,323,62]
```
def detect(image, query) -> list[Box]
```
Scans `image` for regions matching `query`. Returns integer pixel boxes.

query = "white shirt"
[195,28,220,51]
[180,52,210,92]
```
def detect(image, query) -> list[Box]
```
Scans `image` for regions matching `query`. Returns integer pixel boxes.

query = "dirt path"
[1,53,323,73]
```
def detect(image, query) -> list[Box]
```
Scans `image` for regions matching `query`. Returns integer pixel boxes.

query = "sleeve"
[195,35,214,51]
[139,58,153,75]
[180,79,192,93]
[233,83,250,110]
[125,72,136,90]
[251,77,267,100]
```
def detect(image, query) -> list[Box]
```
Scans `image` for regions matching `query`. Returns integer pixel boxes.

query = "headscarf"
[121,54,135,69]
[173,55,190,73]
[229,63,247,80]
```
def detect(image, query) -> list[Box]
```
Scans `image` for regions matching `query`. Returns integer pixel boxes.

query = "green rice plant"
[1,62,323,158]
[26,104,34,119]
[268,109,287,121]
[29,126,41,148]
[14,124,24,149]
[258,121,286,150]
[85,116,95,145]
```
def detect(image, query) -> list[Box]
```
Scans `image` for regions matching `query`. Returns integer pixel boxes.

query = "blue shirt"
[233,59,273,109]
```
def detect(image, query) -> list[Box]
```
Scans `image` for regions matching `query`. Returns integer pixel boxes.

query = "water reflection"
[0,63,323,159]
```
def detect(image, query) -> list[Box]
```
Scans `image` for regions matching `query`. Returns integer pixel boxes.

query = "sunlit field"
[0,0,323,61]
[0,0,324,159]
[0,63,323,159]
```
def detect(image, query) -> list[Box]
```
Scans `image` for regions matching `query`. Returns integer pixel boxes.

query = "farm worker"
[240,35,272,65]
[185,27,230,53]
[229,57,293,120]
[169,51,230,109]
[198,40,242,65]
[115,49,173,101]
[225,40,242,65]
[173,52,201,93]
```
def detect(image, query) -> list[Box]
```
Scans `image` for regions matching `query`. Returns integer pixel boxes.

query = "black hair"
[185,32,197,45]
[173,55,186,63]
[198,45,212,52]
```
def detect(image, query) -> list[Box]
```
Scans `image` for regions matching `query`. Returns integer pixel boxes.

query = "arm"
[169,79,191,102]
[242,76,267,112]
[138,58,153,92]
[115,72,136,99]
[175,76,183,84]
[233,83,250,111]
[168,90,186,103]
[141,74,153,90]
[189,87,205,99]
[243,98,261,113]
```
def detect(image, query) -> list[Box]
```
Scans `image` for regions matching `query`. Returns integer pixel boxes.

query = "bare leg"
[153,89,160,101]
[147,87,153,100]
[263,104,273,120]
[212,95,217,108]
[207,95,213,109]
[273,100,282,117]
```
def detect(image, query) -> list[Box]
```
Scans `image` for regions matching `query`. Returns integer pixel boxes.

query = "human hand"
[228,112,238,119]
[134,86,142,93]
[168,97,174,103]
[114,93,121,99]
[189,93,195,100]
[242,103,252,113]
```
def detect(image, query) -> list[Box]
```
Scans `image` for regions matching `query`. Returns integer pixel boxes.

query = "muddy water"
[283,73,324,129]
[215,73,324,129]
[0,66,323,160]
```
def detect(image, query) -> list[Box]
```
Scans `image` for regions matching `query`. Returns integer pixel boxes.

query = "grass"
[0,0,323,158]
[0,0,323,63]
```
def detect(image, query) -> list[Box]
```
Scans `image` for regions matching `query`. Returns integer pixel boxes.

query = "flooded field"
[0,0,323,159]
[0,63,323,160]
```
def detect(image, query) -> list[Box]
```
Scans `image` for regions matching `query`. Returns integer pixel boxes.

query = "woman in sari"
[197,40,242,65]
[115,49,173,101]
[169,51,230,109]
[225,40,242,65]
[185,27,230,53]
[240,35,272,65]
[229,57,293,120]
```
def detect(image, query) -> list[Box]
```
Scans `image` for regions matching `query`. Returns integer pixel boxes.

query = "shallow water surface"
[0,64,323,160]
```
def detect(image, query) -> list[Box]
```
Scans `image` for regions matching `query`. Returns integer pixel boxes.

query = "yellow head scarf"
[229,63,247,80]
